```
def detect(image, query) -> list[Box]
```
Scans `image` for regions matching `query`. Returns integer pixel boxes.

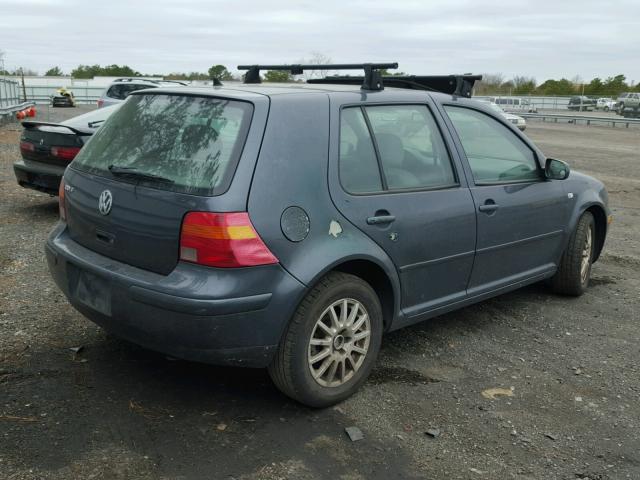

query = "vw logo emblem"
[98,190,113,216]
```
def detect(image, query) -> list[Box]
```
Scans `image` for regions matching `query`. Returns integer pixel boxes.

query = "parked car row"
[569,93,640,116]
[484,94,640,116]
[15,68,610,407]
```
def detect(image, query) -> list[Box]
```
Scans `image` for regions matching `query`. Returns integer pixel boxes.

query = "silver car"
[478,100,527,130]
[97,78,187,108]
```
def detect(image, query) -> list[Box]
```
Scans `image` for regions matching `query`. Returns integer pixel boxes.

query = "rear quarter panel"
[248,93,402,328]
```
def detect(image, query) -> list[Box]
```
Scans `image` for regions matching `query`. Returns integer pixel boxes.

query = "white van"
[489,97,537,113]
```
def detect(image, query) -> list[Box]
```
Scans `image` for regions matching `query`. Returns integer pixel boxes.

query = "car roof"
[133,83,459,102]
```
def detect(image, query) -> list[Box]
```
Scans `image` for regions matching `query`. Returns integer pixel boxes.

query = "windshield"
[71,94,253,195]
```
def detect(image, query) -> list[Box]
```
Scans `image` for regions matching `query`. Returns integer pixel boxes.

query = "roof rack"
[308,74,483,98]
[237,63,399,91]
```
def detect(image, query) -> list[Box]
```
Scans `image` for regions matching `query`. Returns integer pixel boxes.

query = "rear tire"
[550,212,595,296]
[268,272,383,407]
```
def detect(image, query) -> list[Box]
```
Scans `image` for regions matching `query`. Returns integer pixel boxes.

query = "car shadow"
[3,325,420,479]
[3,279,583,478]
[14,195,59,216]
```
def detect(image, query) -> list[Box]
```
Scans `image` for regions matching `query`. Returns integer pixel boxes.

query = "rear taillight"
[51,146,81,161]
[97,99,104,108]
[58,178,67,221]
[180,212,278,268]
[20,141,35,154]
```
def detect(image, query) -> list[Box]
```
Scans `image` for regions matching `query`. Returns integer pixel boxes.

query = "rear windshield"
[72,94,253,195]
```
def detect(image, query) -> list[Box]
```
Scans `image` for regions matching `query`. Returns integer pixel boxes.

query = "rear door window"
[365,105,456,190]
[339,108,383,193]
[72,94,253,195]
[339,105,457,193]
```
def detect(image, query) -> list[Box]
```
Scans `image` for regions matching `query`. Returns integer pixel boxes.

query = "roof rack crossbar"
[307,74,483,98]
[237,63,398,90]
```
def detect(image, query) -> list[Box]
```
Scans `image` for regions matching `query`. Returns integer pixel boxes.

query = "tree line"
[4,58,638,96]
[475,73,637,96]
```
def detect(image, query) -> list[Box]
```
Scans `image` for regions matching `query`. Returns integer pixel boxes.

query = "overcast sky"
[1,0,638,83]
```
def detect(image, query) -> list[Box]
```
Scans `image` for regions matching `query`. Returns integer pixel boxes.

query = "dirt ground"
[1,108,639,480]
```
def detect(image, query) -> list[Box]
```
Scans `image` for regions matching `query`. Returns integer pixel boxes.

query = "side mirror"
[545,158,570,180]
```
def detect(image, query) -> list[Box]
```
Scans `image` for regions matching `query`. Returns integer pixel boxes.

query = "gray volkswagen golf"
[46,64,610,407]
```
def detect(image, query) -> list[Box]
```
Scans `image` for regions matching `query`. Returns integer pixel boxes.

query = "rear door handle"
[366,215,396,225]
[478,203,499,213]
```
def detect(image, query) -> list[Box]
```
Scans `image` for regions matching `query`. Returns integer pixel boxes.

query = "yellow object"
[481,387,514,400]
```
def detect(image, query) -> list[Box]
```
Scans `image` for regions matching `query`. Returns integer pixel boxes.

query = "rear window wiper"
[87,119,106,128]
[108,165,174,184]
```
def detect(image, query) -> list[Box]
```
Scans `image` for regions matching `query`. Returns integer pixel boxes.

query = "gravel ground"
[0,109,639,480]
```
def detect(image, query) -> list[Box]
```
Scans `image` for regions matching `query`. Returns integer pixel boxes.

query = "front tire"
[268,272,383,407]
[550,212,595,296]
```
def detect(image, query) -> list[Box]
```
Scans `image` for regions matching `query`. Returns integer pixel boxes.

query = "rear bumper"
[46,224,307,367]
[14,159,64,195]
[51,98,74,107]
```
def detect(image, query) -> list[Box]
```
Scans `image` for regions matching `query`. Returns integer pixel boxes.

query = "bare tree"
[475,73,505,95]
[296,52,333,80]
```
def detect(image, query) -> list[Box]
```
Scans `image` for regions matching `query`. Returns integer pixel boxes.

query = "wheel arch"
[585,204,607,262]
[305,256,400,332]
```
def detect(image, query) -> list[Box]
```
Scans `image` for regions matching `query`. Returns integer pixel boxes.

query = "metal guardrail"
[520,113,640,128]
[0,101,34,114]
[0,101,35,126]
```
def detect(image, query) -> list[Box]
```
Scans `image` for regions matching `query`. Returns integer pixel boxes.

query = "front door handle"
[478,202,499,213]
[367,215,396,225]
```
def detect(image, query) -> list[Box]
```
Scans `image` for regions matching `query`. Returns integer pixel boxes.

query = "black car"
[14,105,119,195]
[51,88,76,107]
[567,96,596,111]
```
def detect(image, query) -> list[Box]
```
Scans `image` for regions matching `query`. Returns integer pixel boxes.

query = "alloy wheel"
[307,298,371,387]
[581,226,593,283]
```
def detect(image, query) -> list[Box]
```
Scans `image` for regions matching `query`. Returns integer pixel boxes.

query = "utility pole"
[20,67,27,102]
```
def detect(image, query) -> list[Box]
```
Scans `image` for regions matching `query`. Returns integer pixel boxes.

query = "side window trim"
[338,102,461,196]
[360,106,389,190]
[442,103,544,187]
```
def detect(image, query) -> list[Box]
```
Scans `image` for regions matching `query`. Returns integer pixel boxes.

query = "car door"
[329,100,477,321]
[442,104,570,295]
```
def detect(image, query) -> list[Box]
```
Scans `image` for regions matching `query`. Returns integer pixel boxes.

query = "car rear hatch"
[63,91,267,275]
[20,123,89,166]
